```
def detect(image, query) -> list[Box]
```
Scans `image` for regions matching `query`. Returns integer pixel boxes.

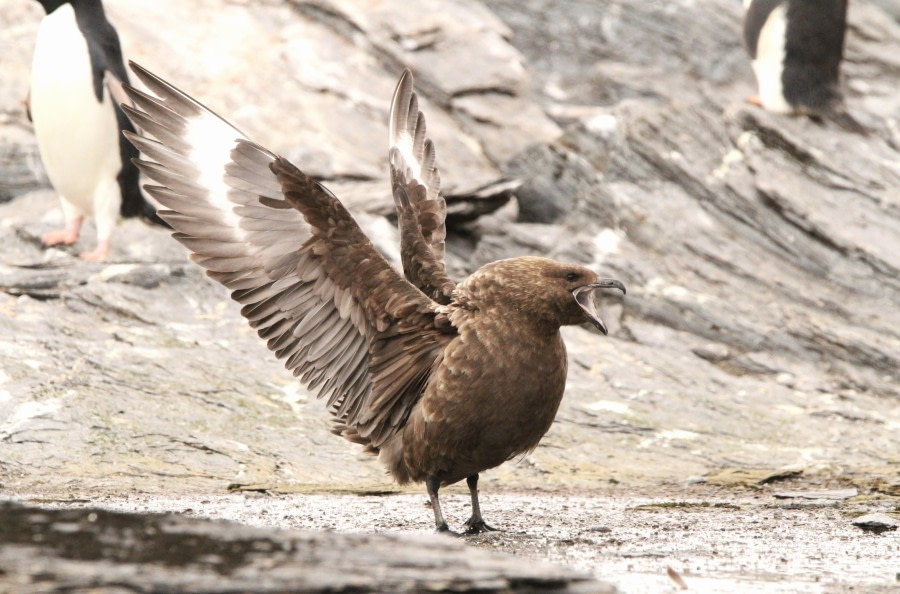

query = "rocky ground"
[5,486,897,593]
[1,0,898,592]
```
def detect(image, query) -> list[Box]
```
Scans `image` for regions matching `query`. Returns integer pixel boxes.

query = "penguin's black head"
[34,0,71,15]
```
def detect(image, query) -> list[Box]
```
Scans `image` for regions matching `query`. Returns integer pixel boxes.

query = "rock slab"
[0,500,610,593]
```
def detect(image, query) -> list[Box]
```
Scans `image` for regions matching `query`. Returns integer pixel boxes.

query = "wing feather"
[123,62,455,449]
[388,69,455,304]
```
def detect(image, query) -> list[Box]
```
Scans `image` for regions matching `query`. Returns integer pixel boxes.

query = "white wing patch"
[391,124,423,184]
[389,69,429,188]
[183,113,249,241]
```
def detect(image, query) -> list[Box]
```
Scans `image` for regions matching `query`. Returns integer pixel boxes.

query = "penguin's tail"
[827,108,870,137]
[139,197,171,229]
[799,91,870,136]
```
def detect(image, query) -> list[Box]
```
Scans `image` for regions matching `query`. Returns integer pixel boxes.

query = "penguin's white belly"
[31,4,122,215]
[751,4,792,113]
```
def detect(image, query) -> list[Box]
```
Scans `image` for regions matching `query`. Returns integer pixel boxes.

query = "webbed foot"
[78,241,109,261]
[41,227,79,247]
[745,95,763,107]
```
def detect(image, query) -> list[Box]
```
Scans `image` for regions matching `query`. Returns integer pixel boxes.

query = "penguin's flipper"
[70,3,164,228]
[780,1,848,113]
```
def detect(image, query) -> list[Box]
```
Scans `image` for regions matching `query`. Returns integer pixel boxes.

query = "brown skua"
[121,65,625,533]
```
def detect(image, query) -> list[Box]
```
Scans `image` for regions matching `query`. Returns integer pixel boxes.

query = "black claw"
[463,519,499,535]
[436,523,463,537]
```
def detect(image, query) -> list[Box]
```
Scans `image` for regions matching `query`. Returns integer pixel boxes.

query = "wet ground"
[12,481,899,593]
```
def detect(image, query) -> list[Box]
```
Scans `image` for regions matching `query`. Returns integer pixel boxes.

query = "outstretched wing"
[388,69,455,305]
[121,62,454,448]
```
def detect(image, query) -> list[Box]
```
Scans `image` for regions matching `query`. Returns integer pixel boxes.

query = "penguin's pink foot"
[41,227,80,247]
[78,241,110,262]
[746,95,764,107]
[42,217,83,248]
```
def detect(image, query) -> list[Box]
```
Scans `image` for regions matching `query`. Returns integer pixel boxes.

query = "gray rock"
[851,513,899,534]
[0,121,46,203]
[444,177,521,226]
[506,141,611,225]
[692,343,731,363]
[0,500,610,593]
[773,489,858,500]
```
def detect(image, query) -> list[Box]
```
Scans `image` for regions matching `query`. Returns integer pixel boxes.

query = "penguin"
[29,0,166,261]
[742,0,866,133]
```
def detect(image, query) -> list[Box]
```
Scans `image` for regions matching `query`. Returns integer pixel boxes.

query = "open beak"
[573,279,626,335]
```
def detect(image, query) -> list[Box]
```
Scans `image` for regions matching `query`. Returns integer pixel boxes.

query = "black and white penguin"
[743,0,864,132]
[29,0,165,261]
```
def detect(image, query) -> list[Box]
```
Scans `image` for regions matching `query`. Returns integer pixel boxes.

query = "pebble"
[851,513,899,534]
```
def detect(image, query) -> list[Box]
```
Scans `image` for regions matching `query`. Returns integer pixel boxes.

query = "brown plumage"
[121,64,626,533]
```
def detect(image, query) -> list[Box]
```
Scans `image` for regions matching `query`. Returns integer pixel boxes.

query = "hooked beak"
[573,279,626,335]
